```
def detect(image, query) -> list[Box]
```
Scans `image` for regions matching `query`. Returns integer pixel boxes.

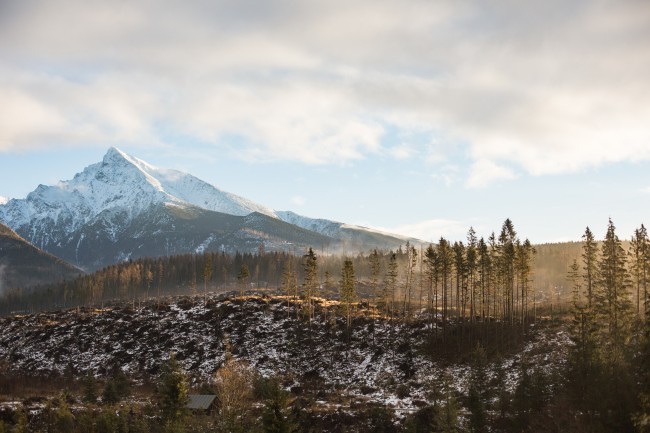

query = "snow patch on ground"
[0,295,569,415]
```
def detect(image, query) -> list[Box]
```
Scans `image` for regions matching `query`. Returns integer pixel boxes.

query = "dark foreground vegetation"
[0,218,649,431]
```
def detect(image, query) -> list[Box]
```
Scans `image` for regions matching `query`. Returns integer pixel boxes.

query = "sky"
[1,0,650,244]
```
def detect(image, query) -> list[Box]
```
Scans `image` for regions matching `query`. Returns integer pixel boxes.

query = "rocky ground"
[0,294,570,418]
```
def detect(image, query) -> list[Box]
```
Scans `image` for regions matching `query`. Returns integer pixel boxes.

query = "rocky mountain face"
[0,148,416,271]
[0,222,80,290]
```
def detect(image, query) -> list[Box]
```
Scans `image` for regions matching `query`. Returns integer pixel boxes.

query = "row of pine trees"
[564,219,650,432]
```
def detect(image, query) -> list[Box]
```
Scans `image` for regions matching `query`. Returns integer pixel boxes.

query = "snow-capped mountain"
[0,196,8,206]
[0,148,417,270]
[1,147,275,232]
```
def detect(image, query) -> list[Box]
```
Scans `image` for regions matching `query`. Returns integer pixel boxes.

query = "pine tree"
[498,219,517,323]
[368,249,382,308]
[302,248,318,323]
[630,225,650,319]
[636,307,650,431]
[102,379,119,404]
[281,260,298,319]
[203,253,212,302]
[114,369,131,400]
[477,237,492,324]
[157,261,164,310]
[145,266,154,302]
[467,228,479,323]
[436,372,460,432]
[156,353,189,427]
[595,219,633,365]
[96,410,128,433]
[568,256,599,394]
[467,345,489,433]
[582,227,598,309]
[323,270,333,299]
[512,359,533,429]
[340,258,356,329]
[189,256,197,299]
[384,253,398,317]
[261,378,297,433]
[82,372,98,403]
[438,238,453,347]
[403,244,418,317]
[452,241,467,321]
[237,264,250,297]
[424,244,438,332]
[515,238,535,327]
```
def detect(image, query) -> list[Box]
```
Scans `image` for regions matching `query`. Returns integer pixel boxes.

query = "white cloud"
[466,160,517,188]
[388,144,415,160]
[1,0,649,179]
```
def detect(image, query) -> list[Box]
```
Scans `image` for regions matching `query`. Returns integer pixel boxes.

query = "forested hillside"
[1,218,650,431]
[0,219,639,318]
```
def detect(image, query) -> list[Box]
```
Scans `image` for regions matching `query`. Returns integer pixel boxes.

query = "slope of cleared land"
[0,295,569,418]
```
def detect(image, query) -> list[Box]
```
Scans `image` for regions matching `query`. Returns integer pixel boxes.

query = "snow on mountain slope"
[0,196,8,206]
[275,210,345,237]
[0,147,275,233]
[0,147,419,269]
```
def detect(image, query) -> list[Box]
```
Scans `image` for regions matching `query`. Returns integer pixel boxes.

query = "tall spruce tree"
[424,244,438,332]
[403,244,418,317]
[498,219,517,323]
[203,253,212,303]
[384,253,399,317]
[595,219,633,366]
[636,303,650,431]
[302,248,318,323]
[467,228,479,322]
[281,260,298,318]
[237,264,250,297]
[477,237,492,324]
[453,241,467,321]
[438,238,453,347]
[156,353,189,428]
[582,227,598,309]
[340,258,356,329]
[515,239,535,327]
[630,225,650,319]
[368,249,382,307]
[566,259,601,419]
[467,345,490,433]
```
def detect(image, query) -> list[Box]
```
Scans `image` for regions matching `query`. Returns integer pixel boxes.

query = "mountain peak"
[0,148,414,270]
[103,146,128,163]
[102,147,155,172]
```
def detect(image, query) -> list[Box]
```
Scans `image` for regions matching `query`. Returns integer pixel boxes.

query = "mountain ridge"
[0,148,420,270]
[0,222,80,290]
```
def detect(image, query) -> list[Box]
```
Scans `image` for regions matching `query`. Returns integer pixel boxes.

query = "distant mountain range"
[0,147,418,271]
[0,222,80,290]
